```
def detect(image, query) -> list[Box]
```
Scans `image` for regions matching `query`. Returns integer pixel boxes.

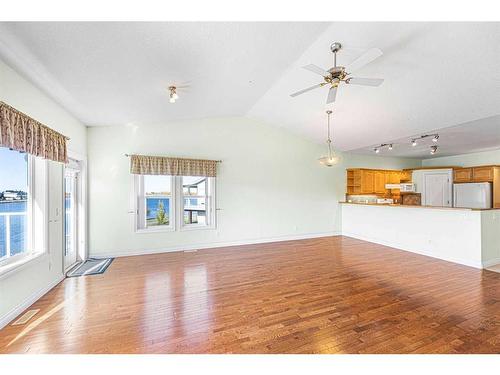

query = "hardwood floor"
[1,236,499,354]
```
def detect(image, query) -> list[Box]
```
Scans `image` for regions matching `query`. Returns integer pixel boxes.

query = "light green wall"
[422,149,500,167]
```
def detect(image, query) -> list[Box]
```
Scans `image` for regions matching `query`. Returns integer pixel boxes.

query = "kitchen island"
[340,202,500,269]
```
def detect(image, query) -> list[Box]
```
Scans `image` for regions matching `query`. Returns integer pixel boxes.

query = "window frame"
[133,174,216,233]
[134,175,176,233]
[178,176,216,231]
[0,153,39,269]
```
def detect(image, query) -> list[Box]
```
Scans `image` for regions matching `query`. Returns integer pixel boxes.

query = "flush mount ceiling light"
[290,42,384,105]
[318,110,341,167]
[168,86,179,103]
[430,145,438,154]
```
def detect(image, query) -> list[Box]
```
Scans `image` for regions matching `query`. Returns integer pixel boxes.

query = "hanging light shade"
[318,110,341,167]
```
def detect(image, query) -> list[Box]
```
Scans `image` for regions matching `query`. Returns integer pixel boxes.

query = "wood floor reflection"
[1,236,499,353]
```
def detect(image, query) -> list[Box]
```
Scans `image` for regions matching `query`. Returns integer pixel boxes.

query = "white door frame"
[64,168,78,270]
[63,150,88,273]
[422,169,453,207]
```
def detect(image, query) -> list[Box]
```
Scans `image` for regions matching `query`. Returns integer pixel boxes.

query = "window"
[0,147,33,265]
[136,175,174,231]
[134,175,215,232]
[182,176,212,227]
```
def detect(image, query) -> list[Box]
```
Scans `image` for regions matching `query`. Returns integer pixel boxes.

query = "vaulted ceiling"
[0,22,498,156]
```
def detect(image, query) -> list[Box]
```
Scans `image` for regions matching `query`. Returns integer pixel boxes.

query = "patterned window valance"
[130,154,218,177]
[0,101,68,163]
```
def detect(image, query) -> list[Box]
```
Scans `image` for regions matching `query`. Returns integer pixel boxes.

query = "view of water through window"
[0,147,29,260]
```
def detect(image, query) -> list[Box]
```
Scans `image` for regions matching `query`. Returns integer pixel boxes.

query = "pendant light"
[318,110,341,167]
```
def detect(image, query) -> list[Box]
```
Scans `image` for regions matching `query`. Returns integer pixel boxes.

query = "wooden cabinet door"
[472,167,494,182]
[361,170,375,194]
[388,171,400,184]
[374,171,386,194]
[454,168,472,183]
[400,171,412,182]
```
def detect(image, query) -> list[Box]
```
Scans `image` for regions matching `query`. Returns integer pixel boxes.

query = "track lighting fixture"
[372,143,393,153]
[432,135,439,142]
[411,139,417,147]
[430,145,438,154]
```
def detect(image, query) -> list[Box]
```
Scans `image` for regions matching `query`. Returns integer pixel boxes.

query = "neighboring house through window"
[134,174,215,232]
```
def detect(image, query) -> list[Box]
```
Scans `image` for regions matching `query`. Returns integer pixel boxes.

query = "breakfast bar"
[340,202,500,269]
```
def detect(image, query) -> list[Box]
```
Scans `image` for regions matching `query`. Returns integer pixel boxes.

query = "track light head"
[432,135,439,142]
[411,139,417,147]
[388,144,393,150]
[430,145,438,154]
[374,147,380,154]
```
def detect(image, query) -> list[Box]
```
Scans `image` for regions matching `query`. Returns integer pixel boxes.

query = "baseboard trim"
[0,275,65,330]
[342,232,484,269]
[483,257,500,268]
[91,231,341,259]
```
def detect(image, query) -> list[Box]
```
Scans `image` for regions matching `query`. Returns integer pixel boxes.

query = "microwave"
[400,183,416,192]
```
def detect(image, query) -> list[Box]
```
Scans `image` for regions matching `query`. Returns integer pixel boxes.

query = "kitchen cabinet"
[454,166,496,183]
[346,169,402,195]
[399,170,412,182]
[472,167,494,182]
[361,170,375,194]
[454,168,473,183]
[374,171,386,194]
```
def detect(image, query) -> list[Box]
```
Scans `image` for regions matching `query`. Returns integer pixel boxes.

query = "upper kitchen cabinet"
[346,169,403,195]
[399,170,413,182]
[374,171,386,194]
[454,168,473,183]
[361,170,375,194]
[453,166,499,183]
[472,166,495,182]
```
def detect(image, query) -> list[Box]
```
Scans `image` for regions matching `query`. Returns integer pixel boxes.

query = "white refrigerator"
[453,183,492,209]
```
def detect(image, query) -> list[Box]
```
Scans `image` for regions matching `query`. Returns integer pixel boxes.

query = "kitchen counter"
[340,202,500,269]
[339,201,499,211]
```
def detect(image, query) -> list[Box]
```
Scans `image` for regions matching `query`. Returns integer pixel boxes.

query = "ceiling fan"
[290,42,384,104]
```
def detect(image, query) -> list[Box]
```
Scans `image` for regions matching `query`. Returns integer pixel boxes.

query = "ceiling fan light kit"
[290,42,384,105]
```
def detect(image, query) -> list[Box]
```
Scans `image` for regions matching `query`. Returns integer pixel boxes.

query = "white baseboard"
[342,231,484,269]
[483,257,500,268]
[0,275,65,330]
[91,231,341,259]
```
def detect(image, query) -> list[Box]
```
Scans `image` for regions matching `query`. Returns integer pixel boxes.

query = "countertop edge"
[338,202,499,211]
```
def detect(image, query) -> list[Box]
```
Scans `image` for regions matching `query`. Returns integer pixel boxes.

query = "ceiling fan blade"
[346,77,384,87]
[346,48,383,73]
[302,64,330,77]
[290,83,324,97]
[326,85,338,104]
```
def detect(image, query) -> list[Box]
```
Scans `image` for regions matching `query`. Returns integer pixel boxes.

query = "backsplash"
[346,195,379,204]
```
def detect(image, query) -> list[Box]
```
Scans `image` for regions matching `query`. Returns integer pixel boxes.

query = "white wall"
[422,148,500,167]
[481,210,500,267]
[88,118,420,257]
[0,59,87,327]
